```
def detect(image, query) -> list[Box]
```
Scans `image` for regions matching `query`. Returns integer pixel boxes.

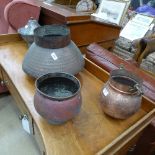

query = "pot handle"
[135,84,143,95]
[119,64,124,69]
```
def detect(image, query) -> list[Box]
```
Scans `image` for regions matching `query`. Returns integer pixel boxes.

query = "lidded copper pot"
[100,67,143,119]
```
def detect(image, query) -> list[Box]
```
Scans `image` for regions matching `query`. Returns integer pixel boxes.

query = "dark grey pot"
[22,25,85,78]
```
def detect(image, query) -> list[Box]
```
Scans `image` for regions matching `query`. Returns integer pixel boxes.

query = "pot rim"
[108,80,138,95]
[35,72,81,101]
[108,68,143,95]
[108,75,143,95]
[34,24,71,49]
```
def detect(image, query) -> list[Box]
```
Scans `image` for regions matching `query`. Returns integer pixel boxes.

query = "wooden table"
[0,34,155,155]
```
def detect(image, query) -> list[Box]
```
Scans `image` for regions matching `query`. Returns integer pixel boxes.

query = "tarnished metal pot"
[34,72,82,124]
[18,17,40,46]
[22,25,85,78]
[100,68,143,119]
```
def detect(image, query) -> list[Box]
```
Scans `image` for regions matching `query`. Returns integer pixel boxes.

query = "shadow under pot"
[34,72,82,125]
[100,68,143,119]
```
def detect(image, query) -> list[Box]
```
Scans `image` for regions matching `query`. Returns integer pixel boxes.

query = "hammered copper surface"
[100,68,143,119]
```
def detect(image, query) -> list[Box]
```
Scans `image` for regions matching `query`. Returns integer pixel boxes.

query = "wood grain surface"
[0,35,155,155]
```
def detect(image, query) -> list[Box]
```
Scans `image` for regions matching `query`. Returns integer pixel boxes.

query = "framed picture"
[92,0,128,25]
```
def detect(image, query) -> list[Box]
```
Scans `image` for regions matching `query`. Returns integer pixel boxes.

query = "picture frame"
[92,0,129,25]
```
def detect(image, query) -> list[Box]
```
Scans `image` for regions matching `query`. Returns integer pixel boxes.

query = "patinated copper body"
[34,72,82,124]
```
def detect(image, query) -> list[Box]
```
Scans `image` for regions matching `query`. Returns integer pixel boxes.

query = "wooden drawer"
[33,122,46,155]
[0,65,3,80]
[1,68,33,133]
[0,65,8,93]
[115,131,143,155]
[1,68,45,154]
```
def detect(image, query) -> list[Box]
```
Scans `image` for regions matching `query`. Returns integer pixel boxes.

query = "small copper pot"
[100,68,143,119]
[34,72,82,124]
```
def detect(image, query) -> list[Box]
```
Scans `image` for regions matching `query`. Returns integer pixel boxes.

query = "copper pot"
[100,68,143,119]
[34,72,82,124]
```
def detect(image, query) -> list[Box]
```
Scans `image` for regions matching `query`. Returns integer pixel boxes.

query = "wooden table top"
[0,34,155,155]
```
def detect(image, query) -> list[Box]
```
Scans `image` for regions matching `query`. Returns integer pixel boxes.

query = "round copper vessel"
[34,72,82,124]
[100,68,143,119]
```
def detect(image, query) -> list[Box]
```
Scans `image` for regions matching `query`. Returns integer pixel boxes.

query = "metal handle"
[18,115,23,120]
[19,114,28,120]
[0,80,9,86]
[119,64,125,69]
[0,80,5,86]
[128,144,137,152]
[135,84,143,95]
